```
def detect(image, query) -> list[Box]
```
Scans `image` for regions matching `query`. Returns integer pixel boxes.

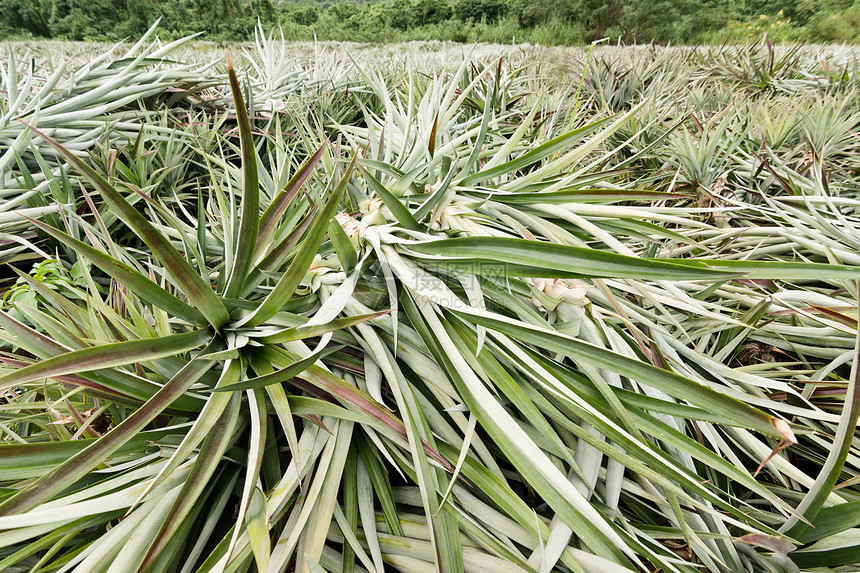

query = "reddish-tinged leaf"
[735,533,796,555]
[223,62,260,298]
[808,304,859,328]
[0,328,211,391]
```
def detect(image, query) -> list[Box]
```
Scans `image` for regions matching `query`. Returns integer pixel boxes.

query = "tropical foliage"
[4,0,860,44]
[2,29,860,572]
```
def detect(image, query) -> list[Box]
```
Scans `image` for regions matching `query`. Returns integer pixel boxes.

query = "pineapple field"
[3,28,860,573]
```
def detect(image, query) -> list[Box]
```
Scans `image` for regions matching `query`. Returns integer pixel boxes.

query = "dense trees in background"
[0,0,269,40]
[0,0,51,37]
[509,0,728,43]
[3,0,860,44]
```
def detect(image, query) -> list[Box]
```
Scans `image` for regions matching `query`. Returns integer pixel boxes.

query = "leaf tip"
[772,418,797,445]
[754,419,796,477]
[734,533,796,555]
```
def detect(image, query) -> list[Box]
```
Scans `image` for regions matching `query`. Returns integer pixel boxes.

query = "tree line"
[3,0,860,44]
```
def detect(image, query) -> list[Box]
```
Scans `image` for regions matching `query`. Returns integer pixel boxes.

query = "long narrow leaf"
[223,62,260,299]
[0,329,211,391]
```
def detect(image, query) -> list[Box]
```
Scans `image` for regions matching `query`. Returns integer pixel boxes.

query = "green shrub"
[453,0,507,23]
